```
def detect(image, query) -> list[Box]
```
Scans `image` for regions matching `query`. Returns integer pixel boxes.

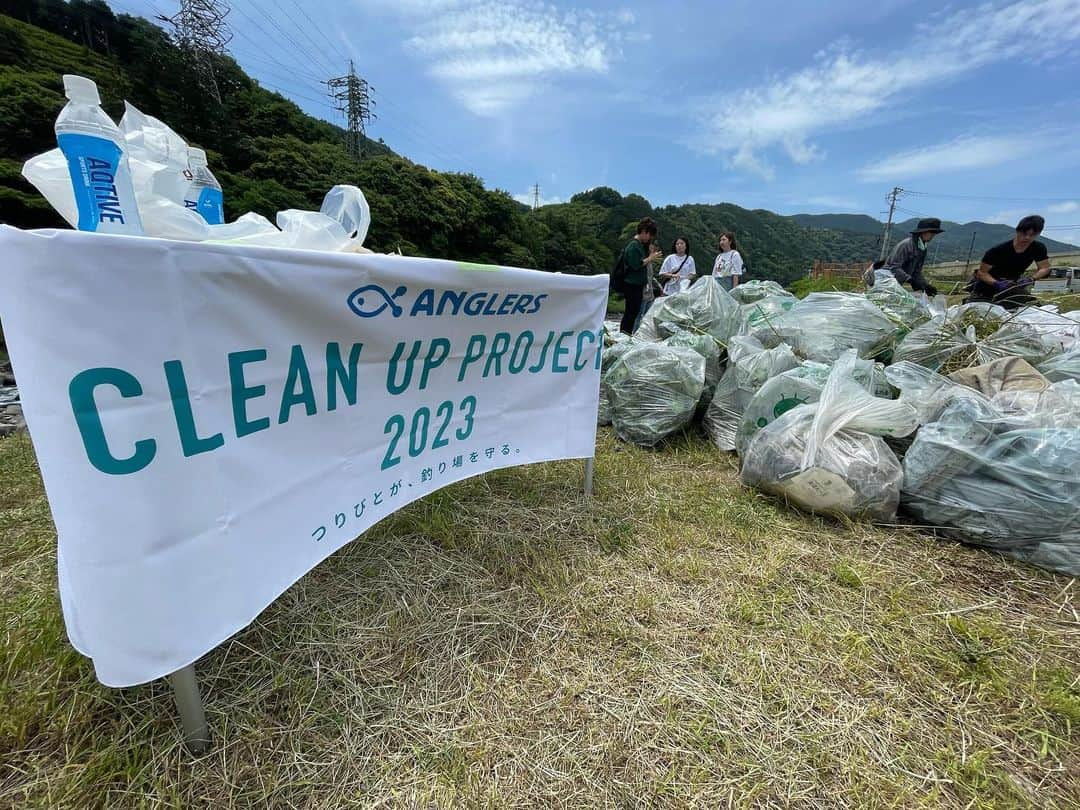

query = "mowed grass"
[1,429,1077,808]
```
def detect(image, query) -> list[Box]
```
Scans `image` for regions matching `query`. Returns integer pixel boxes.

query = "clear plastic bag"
[730,279,793,304]
[22,149,77,227]
[320,184,371,250]
[735,356,887,456]
[597,336,636,426]
[885,361,992,426]
[641,277,741,345]
[893,302,1049,373]
[703,336,799,451]
[606,342,705,446]
[1010,305,1080,355]
[865,272,932,334]
[740,351,918,521]
[739,294,797,337]
[757,292,901,363]
[662,327,723,386]
[901,387,1080,575]
[1037,344,1080,383]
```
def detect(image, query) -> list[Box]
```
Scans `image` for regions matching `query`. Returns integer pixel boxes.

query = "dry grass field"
[1,428,1078,808]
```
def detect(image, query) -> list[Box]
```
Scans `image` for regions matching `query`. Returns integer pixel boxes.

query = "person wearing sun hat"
[879,217,944,297]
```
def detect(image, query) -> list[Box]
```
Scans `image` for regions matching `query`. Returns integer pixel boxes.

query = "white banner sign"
[0,228,607,687]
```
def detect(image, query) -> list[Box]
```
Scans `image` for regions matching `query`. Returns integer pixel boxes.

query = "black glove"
[923,283,938,297]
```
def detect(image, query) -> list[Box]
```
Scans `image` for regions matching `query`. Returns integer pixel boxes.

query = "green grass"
[1,430,1078,807]
[787,276,863,298]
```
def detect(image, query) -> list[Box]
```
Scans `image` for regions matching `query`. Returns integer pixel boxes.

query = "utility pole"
[160,1,232,104]
[327,61,375,161]
[532,184,540,211]
[962,230,978,276]
[879,186,903,261]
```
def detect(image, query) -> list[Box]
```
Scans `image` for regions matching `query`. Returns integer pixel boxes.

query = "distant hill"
[791,213,1078,259]
[789,214,883,235]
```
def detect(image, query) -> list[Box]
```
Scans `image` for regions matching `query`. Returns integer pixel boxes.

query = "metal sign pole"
[168,664,210,754]
[583,457,594,497]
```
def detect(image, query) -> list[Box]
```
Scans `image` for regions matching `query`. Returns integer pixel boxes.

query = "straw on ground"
[1,430,1077,808]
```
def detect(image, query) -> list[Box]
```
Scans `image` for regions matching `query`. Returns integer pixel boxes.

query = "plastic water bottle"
[184,148,224,225]
[55,75,143,235]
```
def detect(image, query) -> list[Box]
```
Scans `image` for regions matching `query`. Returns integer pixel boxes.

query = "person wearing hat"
[878,217,943,296]
[964,215,1051,310]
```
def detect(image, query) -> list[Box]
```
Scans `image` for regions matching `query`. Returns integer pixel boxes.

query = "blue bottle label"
[57,132,143,234]
[198,187,224,225]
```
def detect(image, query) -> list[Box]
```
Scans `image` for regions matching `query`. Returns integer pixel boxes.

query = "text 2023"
[381,396,478,470]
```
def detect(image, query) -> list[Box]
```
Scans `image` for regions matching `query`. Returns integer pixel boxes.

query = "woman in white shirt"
[712,231,744,291]
[658,236,697,295]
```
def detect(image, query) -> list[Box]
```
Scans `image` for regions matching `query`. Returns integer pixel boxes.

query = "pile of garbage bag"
[595,269,1079,575]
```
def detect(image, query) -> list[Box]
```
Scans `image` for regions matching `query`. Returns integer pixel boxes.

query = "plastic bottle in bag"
[184,148,224,225]
[55,75,143,235]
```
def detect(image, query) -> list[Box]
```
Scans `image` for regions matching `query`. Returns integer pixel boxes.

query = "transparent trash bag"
[865,272,932,333]
[893,302,1049,373]
[885,361,992,426]
[23,147,210,240]
[598,336,636,426]
[901,387,1080,576]
[730,279,793,304]
[756,292,901,363]
[1037,344,1080,383]
[702,336,799,451]
[735,357,886,456]
[1010,305,1080,355]
[320,185,371,250]
[640,277,740,345]
[741,351,918,521]
[22,149,77,227]
[739,295,797,338]
[606,342,705,446]
[662,327,723,387]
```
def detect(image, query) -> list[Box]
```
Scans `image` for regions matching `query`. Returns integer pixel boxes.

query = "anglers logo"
[347,284,408,318]
[347,285,548,319]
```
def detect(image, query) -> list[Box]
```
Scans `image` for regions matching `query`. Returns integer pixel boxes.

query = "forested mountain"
[791,213,1078,259]
[6,2,1068,288]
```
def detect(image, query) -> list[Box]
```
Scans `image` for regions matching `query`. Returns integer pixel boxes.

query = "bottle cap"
[188,147,208,165]
[63,74,101,104]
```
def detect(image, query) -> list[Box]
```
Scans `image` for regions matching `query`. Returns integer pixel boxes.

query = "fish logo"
[347,284,407,318]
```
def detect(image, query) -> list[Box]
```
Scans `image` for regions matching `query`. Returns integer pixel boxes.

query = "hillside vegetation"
[2,1,944,286]
[792,213,1078,259]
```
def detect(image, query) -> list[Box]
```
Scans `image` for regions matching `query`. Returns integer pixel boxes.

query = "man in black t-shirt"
[965,215,1051,309]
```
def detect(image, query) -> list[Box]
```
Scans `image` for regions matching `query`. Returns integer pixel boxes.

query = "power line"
[239,0,336,77]
[268,0,341,75]
[286,0,349,64]
[905,189,1078,203]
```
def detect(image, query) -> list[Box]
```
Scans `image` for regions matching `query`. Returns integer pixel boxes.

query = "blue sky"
[115,0,1080,247]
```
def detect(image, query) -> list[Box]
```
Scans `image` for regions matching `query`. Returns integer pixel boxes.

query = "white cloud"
[1048,200,1080,214]
[857,132,1064,181]
[379,1,624,116]
[695,0,1080,177]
